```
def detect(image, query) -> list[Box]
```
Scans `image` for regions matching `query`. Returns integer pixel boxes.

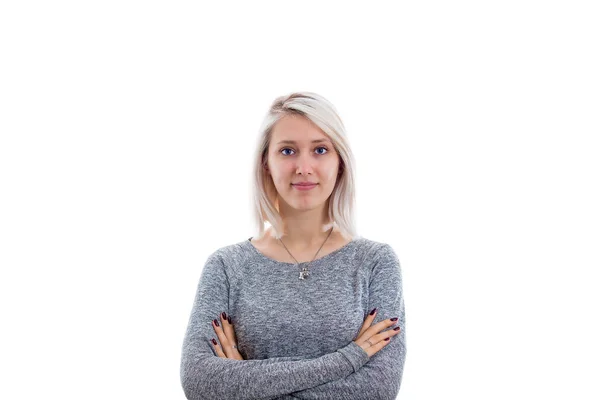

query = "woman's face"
[266,114,341,212]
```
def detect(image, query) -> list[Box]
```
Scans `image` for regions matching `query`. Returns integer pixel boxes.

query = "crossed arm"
[180,244,406,400]
[286,244,406,400]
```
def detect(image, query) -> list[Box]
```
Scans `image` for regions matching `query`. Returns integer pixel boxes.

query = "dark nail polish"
[211,338,217,345]
[390,317,398,321]
[369,308,377,315]
[384,337,390,341]
[394,327,400,331]
[227,316,232,324]
[213,319,219,327]
[222,312,227,320]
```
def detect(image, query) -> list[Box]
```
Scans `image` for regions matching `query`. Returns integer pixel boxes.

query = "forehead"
[271,114,330,144]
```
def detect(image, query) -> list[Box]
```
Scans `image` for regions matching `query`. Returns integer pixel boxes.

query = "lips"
[292,183,318,191]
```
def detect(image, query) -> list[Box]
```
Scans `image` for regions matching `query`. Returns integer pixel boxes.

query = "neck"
[275,202,333,249]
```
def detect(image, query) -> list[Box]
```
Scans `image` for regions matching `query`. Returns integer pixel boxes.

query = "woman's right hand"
[353,308,401,357]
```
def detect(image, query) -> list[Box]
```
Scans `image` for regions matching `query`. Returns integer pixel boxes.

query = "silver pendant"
[299,267,310,280]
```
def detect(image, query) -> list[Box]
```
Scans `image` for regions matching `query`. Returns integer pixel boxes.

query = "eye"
[280,146,329,156]
[315,146,328,155]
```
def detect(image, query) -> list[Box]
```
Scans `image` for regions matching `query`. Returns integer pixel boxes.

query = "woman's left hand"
[210,312,244,360]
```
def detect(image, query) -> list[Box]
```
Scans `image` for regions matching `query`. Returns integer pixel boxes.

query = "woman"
[180,92,406,399]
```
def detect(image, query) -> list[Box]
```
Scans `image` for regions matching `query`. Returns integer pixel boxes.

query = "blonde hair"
[250,91,358,241]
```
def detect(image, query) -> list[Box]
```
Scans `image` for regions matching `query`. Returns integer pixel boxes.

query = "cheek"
[325,167,338,182]
[272,172,290,187]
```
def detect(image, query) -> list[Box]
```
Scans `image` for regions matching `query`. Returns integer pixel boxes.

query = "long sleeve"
[287,243,407,400]
[180,250,371,400]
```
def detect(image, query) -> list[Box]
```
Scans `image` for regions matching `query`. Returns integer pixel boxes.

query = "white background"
[1,1,598,399]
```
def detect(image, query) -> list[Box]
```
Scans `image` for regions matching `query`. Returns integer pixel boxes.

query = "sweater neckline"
[245,236,359,266]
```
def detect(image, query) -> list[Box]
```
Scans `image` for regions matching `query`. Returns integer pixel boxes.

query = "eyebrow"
[277,139,330,144]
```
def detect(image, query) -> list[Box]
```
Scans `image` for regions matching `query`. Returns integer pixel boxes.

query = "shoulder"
[353,236,399,260]
[352,237,402,280]
[204,239,254,269]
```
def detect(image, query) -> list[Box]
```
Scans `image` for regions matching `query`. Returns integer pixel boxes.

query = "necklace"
[278,227,334,280]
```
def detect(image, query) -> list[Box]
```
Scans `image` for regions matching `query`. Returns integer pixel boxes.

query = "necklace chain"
[278,227,334,280]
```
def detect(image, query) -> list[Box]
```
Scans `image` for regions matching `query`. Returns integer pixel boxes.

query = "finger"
[221,313,244,360]
[357,308,377,339]
[359,333,394,357]
[210,338,227,358]
[212,318,231,356]
[220,312,240,357]
[214,315,243,360]
[371,326,401,343]
[221,312,237,343]
[367,336,392,356]
[362,317,398,340]
[227,315,238,343]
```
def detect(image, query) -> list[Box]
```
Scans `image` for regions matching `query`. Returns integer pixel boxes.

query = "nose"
[295,152,314,175]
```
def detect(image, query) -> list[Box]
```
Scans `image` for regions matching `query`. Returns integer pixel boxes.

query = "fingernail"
[394,327,400,331]
[390,317,398,321]
[222,312,227,320]
[369,308,377,315]
[384,337,390,341]
[227,316,232,324]
[213,319,220,327]
[211,338,217,345]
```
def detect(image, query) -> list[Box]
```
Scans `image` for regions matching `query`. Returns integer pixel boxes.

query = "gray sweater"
[180,236,406,400]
